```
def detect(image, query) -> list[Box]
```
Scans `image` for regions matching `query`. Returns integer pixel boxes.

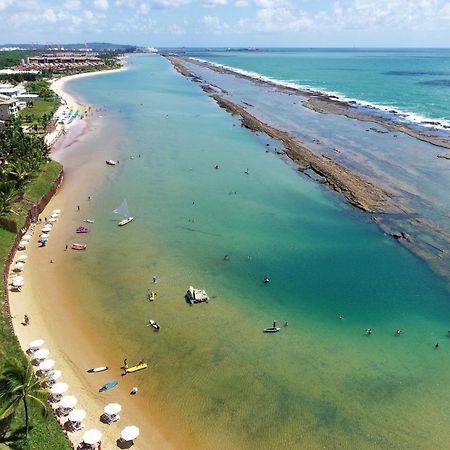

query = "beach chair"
[101,412,120,424]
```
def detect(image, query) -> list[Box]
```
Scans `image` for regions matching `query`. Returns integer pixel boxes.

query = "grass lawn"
[0,162,71,449]
[19,100,59,124]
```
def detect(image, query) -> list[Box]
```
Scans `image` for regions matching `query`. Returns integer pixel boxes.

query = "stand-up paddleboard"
[87,366,108,373]
[263,327,281,333]
[126,363,148,374]
[99,380,118,392]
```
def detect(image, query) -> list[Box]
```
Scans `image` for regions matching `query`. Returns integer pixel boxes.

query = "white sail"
[113,199,130,217]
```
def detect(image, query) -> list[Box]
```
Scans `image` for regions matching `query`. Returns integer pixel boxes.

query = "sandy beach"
[7,66,174,450]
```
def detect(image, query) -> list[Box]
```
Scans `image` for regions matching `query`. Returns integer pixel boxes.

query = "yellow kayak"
[148,291,157,301]
[126,363,148,373]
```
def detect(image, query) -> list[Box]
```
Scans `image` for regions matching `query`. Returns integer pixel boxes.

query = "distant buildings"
[22,52,103,72]
[0,83,38,101]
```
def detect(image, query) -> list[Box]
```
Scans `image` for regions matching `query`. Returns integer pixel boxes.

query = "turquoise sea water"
[63,55,450,449]
[193,48,450,126]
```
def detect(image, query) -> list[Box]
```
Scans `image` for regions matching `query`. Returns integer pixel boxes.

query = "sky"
[1,0,450,47]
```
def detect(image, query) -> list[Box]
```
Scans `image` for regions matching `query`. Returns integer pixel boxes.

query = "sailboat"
[114,199,134,227]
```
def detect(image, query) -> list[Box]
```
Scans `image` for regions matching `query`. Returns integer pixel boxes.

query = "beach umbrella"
[13,275,24,281]
[82,429,102,445]
[60,395,77,409]
[50,382,68,395]
[18,240,28,248]
[68,409,86,422]
[121,425,140,441]
[38,359,55,371]
[13,262,25,271]
[12,279,24,288]
[52,209,61,214]
[48,369,62,380]
[104,403,122,415]
[22,234,32,241]
[29,339,44,349]
[42,225,52,231]
[48,218,57,223]
[40,233,49,238]
[51,213,59,218]
[34,348,50,360]
[17,255,28,262]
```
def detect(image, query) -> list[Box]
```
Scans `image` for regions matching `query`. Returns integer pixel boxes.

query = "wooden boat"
[263,327,281,333]
[148,291,157,301]
[76,226,89,233]
[114,200,134,227]
[126,363,148,374]
[148,320,160,330]
[118,217,134,227]
[99,380,118,392]
[71,243,87,250]
[106,160,117,166]
[87,366,108,373]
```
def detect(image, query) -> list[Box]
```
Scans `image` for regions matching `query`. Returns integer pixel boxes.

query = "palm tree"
[0,358,49,438]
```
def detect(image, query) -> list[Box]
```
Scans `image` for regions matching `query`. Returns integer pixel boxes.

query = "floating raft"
[185,286,209,304]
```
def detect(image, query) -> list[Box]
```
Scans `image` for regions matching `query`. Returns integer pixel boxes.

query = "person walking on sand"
[77,205,80,211]
[65,244,68,251]
[123,358,128,374]
[23,314,30,325]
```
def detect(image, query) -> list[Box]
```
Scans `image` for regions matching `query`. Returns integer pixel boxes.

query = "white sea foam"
[190,57,450,132]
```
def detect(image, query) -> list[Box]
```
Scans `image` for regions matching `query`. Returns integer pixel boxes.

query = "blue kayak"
[99,380,118,392]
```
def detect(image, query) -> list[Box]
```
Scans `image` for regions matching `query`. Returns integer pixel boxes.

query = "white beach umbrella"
[50,382,68,395]
[22,234,32,241]
[18,240,28,248]
[48,369,62,380]
[104,403,122,415]
[39,233,49,238]
[48,218,57,223]
[68,409,86,422]
[34,348,50,360]
[29,339,44,349]
[50,213,59,218]
[52,209,61,214]
[82,429,102,445]
[42,225,52,231]
[17,255,28,262]
[13,262,25,271]
[13,275,24,281]
[12,279,24,288]
[121,425,140,441]
[60,395,78,409]
[38,359,55,371]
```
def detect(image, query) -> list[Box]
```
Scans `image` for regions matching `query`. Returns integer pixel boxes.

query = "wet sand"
[8,69,174,449]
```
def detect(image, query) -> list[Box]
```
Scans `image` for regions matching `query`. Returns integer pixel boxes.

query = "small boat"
[118,217,134,227]
[114,200,134,227]
[84,219,95,223]
[71,243,87,250]
[99,380,118,392]
[185,286,209,304]
[263,327,281,333]
[87,366,108,373]
[148,320,160,330]
[76,226,89,233]
[148,291,157,301]
[126,363,148,374]
[106,160,117,166]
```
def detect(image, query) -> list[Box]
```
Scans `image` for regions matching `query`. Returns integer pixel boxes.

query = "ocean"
[191,48,450,129]
[61,53,450,449]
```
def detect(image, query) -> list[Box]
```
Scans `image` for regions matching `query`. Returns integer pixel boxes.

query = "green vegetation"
[0,51,33,70]
[18,100,59,129]
[25,81,54,99]
[0,358,49,438]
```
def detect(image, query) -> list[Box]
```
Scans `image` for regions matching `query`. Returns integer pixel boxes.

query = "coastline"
[7,63,173,449]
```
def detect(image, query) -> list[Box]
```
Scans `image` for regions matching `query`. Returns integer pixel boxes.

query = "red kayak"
[71,243,87,250]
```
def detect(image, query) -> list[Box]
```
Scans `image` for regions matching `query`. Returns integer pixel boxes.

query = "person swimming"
[263,276,270,284]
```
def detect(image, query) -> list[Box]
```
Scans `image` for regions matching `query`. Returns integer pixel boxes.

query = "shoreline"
[7,62,172,449]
